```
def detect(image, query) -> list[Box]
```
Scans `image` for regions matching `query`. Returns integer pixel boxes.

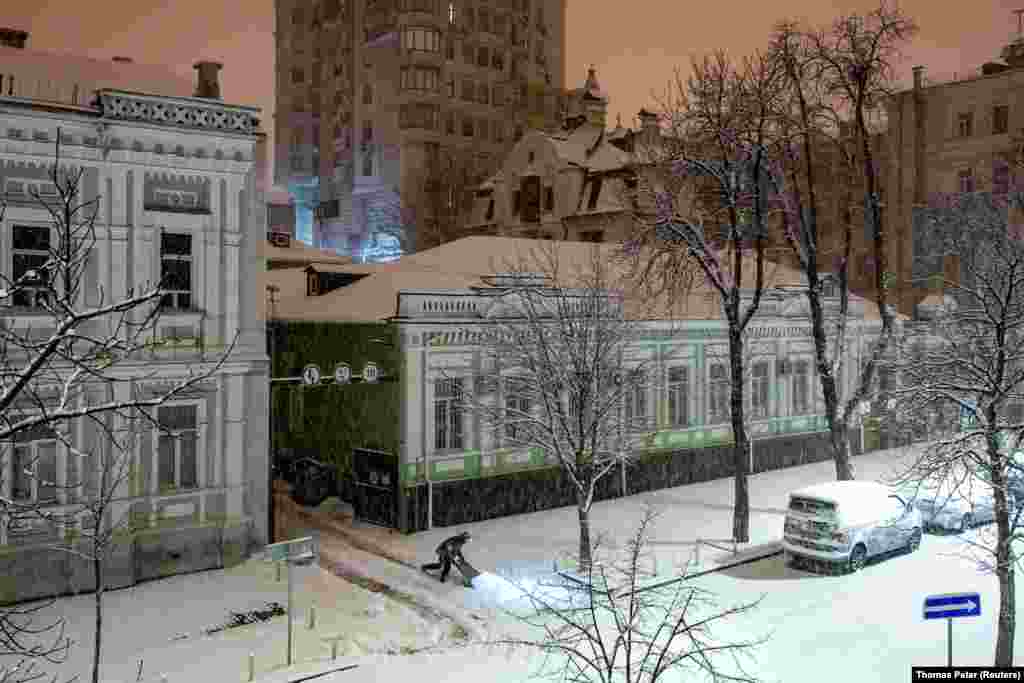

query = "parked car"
[782,481,922,574]
[901,482,1000,533]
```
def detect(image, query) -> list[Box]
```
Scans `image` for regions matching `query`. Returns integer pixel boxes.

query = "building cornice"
[97,89,261,137]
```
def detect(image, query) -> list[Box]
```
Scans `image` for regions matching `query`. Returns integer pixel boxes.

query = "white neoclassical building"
[0,31,269,601]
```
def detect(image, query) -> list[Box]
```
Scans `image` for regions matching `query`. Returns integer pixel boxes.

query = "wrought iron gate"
[352,448,398,529]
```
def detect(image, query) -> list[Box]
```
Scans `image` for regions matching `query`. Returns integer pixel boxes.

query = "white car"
[782,481,923,574]
[903,483,999,533]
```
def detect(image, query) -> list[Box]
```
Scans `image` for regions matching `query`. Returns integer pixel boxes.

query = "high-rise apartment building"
[274,0,567,260]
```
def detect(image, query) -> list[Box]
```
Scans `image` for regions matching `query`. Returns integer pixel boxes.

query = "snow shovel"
[452,554,480,587]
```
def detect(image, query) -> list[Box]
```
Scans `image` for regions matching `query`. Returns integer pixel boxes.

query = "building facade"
[0,33,269,601]
[885,18,1024,317]
[273,0,568,259]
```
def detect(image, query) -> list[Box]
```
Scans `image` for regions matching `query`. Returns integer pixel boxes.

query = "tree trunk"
[829,419,855,481]
[728,327,750,543]
[577,503,592,573]
[91,551,103,683]
[994,472,1016,665]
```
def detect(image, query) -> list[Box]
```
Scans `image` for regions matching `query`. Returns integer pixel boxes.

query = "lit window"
[401,27,440,52]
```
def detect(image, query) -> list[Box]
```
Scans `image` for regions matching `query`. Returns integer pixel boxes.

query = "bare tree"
[626,50,783,543]
[489,506,768,683]
[0,136,236,683]
[884,189,1024,666]
[461,242,647,571]
[767,1,918,480]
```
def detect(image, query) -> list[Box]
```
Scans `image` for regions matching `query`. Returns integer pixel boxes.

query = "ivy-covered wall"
[269,321,401,480]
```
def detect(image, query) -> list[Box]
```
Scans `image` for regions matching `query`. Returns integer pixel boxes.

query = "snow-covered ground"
[27,443,1024,683]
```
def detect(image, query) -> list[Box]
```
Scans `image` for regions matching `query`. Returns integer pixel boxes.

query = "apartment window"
[445,111,456,135]
[463,41,475,64]
[446,78,456,97]
[668,366,690,427]
[544,186,554,212]
[587,177,603,210]
[156,404,198,492]
[401,27,440,52]
[994,105,1009,135]
[291,68,304,84]
[477,46,489,68]
[995,160,1011,195]
[445,37,455,60]
[462,116,474,138]
[464,6,475,30]
[514,125,523,141]
[512,190,521,214]
[958,169,975,194]
[476,118,488,140]
[474,82,488,104]
[625,370,648,431]
[493,120,504,143]
[461,78,475,101]
[435,378,464,450]
[362,84,373,105]
[362,148,374,176]
[291,7,304,24]
[792,359,810,414]
[11,225,51,307]
[401,66,440,92]
[399,103,439,130]
[708,363,730,424]
[486,199,495,221]
[492,84,504,106]
[401,0,436,11]
[504,377,530,441]
[478,7,490,32]
[492,51,505,72]
[750,361,770,418]
[152,189,199,210]
[521,175,541,222]
[10,423,58,503]
[493,12,506,37]
[160,232,192,310]
[957,112,973,138]
[362,123,373,144]
[580,230,604,243]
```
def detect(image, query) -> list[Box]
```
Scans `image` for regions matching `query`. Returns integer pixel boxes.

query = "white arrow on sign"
[924,598,978,616]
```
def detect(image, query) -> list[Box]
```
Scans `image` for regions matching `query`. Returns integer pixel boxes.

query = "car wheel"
[907,527,922,553]
[958,513,973,533]
[847,544,868,573]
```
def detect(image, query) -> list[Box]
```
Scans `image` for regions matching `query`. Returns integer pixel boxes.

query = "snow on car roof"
[789,481,893,505]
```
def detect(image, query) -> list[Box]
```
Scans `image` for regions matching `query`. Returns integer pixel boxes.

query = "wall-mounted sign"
[363,362,380,384]
[334,363,351,385]
[302,364,322,385]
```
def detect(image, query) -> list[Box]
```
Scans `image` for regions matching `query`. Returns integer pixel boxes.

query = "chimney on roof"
[0,28,28,49]
[112,56,133,63]
[638,108,659,147]
[193,60,223,99]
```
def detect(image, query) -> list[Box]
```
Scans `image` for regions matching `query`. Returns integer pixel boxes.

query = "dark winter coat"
[435,532,470,559]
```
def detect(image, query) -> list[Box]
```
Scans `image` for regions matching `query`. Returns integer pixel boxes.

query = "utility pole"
[267,284,280,544]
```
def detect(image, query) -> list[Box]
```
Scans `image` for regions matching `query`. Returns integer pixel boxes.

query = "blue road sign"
[923,592,981,620]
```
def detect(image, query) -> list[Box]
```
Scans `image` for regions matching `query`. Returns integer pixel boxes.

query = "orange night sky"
[4,0,1022,180]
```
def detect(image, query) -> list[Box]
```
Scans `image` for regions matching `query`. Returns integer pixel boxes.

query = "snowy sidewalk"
[402,444,923,583]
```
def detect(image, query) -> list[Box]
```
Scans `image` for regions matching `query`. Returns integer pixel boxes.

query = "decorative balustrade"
[97,90,260,136]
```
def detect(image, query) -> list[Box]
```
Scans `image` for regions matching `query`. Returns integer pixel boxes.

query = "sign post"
[264,536,317,667]
[922,592,981,665]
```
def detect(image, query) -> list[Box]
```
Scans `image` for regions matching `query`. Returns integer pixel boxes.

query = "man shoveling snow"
[421,531,479,587]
